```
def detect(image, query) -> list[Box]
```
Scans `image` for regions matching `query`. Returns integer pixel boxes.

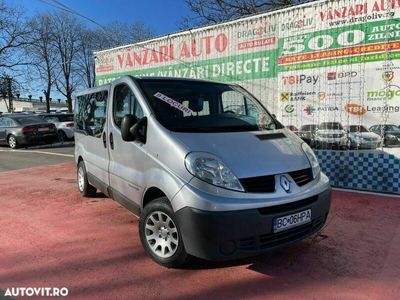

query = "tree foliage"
[0,0,30,70]
[0,0,155,111]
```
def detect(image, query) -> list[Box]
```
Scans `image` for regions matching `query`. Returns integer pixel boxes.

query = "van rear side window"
[76,90,108,137]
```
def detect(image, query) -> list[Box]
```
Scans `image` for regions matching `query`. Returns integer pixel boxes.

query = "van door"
[108,81,148,213]
[76,90,110,191]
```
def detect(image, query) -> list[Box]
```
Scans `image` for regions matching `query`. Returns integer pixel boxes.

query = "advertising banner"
[94,0,400,194]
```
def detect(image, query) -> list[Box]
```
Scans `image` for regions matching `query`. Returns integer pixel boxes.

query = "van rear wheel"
[77,161,97,197]
[139,197,189,268]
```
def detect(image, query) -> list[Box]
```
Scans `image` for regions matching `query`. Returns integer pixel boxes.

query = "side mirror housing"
[121,114,137,141]
[121,114,147,143]
[131,117,148,144]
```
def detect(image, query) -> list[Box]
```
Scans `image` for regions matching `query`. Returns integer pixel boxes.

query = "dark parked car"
[369,124,400,147]
[0,114,57,149]
[296,124,318,146]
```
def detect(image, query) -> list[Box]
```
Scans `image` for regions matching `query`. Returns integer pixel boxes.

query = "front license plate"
[273,209,312,233]
[38,128,49,132]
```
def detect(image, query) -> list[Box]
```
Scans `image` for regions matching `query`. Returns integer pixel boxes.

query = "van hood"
[171,129,310,179]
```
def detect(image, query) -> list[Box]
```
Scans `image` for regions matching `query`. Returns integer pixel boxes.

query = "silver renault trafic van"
[75,76,331,267]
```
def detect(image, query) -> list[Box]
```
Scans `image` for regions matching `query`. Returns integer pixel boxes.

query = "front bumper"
[385,137,400,146]
[175,188,331,261]
[353,141,380,149]
[316,137,347,146]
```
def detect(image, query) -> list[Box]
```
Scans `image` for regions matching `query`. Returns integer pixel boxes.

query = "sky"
[12,0,192,100]
[16,0,192,36]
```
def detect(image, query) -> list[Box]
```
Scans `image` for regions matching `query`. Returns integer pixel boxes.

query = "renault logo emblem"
[280,175,291,193]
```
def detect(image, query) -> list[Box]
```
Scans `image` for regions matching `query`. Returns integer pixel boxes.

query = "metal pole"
[7,77,13,112]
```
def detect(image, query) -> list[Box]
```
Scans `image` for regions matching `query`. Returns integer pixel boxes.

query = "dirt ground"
[0,162,399,299]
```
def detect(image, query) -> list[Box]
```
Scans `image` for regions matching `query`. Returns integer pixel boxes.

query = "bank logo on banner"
[280,93,290,102]
[318,92,326,101]
[285,104,295,113]
[303,104,316,115]
[327,71,358,81]
[327,72,337,80]
[382,71,394,83]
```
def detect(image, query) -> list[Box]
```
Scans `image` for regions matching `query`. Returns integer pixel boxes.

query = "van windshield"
[137,79,280,132]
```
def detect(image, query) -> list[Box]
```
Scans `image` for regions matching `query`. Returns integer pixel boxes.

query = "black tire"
[58,130,68,142]
[7,135,19,149]
[139,197,189,268]
[77,161,97,197]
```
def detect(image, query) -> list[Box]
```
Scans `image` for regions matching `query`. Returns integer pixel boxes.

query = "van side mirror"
[121,114,147,143]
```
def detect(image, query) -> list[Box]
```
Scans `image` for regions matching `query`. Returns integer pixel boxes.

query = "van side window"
[113,84,143,128]
[76,90,108,138]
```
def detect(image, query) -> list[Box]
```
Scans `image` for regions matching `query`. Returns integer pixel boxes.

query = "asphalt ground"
[0,142,74,172]
[0,161,399,299]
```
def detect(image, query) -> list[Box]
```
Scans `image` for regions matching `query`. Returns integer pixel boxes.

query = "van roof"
[77,76,235,95]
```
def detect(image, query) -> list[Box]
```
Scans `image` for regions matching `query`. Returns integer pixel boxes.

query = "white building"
[0,97,69,113]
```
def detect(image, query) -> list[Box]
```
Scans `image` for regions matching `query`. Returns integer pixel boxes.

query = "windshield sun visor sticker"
[255,133,286,140]
[154,92,193,115]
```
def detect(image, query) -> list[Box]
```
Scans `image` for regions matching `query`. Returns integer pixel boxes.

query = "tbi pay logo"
[282,74,319,85]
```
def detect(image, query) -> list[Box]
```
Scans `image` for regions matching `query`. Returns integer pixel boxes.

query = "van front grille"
[289,168,313,186]
[239,175,275,193]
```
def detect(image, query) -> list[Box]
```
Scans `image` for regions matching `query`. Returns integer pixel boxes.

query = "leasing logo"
[345,103,367,115]
[367,105,400,113]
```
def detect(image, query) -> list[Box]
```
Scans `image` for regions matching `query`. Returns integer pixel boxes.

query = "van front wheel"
[77,161,97,197]
[139,197,189,268]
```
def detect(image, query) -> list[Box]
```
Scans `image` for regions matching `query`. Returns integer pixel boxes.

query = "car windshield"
[349,125,368,132]
[386,125,400,132]
[300,125,318,131]
[57,114,74,122]
[319,122,343,130]
[137,79,279,132]
[45,114,74,122]
[14,116,44,125]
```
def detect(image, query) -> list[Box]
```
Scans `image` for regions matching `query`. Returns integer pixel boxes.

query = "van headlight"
[185,152,245,192]
[302,143,320,179]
